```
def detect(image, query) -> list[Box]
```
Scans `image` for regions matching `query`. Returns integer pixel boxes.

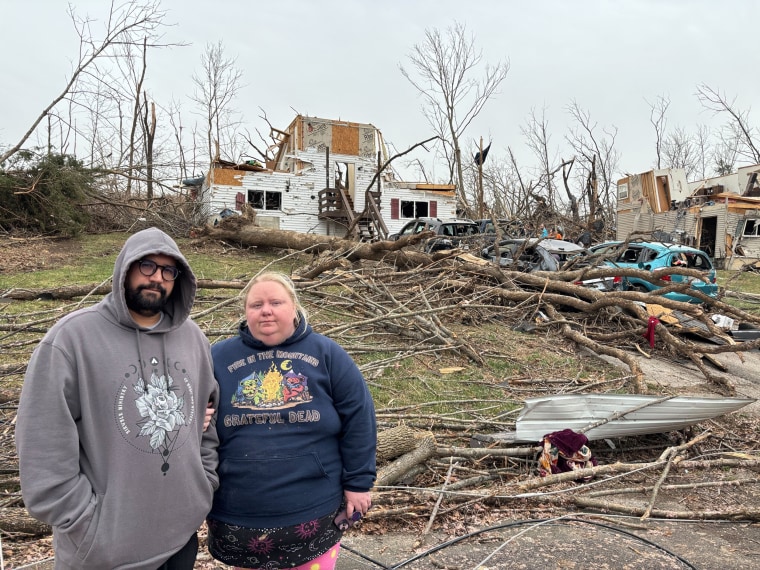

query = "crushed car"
[481,238,617,291]
[587,240,718,303]
[388,217,483,253]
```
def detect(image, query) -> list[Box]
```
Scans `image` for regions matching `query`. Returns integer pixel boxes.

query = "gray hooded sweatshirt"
[16,228,219,569]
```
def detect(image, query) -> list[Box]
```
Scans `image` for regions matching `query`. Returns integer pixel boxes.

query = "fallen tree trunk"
[375,433,437,487]
[0,279,249,301]
[377,424,432,462]
[572,497,760,521]
[0,507,51,536]
[198,218,434,270]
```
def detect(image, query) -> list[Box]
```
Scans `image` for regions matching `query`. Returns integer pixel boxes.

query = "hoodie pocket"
[217,452,330,516]
[58,493,102,561]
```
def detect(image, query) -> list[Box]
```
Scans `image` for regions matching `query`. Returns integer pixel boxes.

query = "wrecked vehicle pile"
[481,237,618,291]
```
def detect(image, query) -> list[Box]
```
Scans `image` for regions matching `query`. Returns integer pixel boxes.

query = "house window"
[743,219,759,236]
[248,190,282,211]
[618,183,629,200]
[400,200,429,219]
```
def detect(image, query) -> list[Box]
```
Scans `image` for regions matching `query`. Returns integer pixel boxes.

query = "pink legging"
[234,542,340,570]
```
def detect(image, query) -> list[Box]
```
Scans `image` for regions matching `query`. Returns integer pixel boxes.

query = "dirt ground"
[4,235,760,570]
[0,234,87,273]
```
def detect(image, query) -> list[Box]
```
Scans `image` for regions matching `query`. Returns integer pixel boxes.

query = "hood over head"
[110,227,197,329]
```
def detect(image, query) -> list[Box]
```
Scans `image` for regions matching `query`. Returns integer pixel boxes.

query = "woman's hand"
[204,403,215,431]
[343,490,372,519]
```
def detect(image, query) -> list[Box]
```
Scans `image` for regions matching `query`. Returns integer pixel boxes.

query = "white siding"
[689,165,760,195]
[618,165,760,265]
[202,147,457,237]
[731,209,760,258]
[382,185,458,236]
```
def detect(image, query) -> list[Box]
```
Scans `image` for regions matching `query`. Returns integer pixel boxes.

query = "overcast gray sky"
[3,0,759,182]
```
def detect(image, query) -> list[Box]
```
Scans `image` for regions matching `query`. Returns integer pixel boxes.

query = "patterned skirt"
[207,508,343,569]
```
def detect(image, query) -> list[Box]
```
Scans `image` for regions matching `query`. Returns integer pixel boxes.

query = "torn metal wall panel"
[514,394,755,442]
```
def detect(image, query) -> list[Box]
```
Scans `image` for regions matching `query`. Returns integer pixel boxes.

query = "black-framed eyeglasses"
[137,259,180,281]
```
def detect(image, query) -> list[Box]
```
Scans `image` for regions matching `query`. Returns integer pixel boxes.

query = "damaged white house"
[196,115,457,240]
[616,164,760,269]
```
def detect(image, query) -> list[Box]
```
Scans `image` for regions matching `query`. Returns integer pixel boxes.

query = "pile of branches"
[196,221,760,528]
[197,218,760,393]
[3,221,760,541]
[7,223,760,394]
[82,191,205,236]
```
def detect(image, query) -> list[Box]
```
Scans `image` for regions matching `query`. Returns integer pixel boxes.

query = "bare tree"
[140,97,157,199]
[565,100,620,226]
[456,145,528,221]
[522,107,560,213]
[0,1,167,166]
[662,126,698,179]
[239,109,287,166]
[123,38,149,197]
[399,22,509,214]
[697,84,760,167]
[191,41,244,165]
[713,131,739,176]
[645,94,715,181]
[647,94,670,170]
[166,99,189,182]
[691,124,711,181]
[503,148,537,219]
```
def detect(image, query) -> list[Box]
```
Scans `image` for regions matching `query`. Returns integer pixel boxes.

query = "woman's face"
[245,280,297,346]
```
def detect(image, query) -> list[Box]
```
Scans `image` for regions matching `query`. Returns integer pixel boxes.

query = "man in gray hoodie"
[16,227,219,570]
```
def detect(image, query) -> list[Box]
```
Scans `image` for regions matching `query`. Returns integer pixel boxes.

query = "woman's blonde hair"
[244,271,308,325]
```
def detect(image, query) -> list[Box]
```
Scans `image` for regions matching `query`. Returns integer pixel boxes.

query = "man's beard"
[125,284,168,316]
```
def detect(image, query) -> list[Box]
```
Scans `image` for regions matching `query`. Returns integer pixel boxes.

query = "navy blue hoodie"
[209,316,376,528]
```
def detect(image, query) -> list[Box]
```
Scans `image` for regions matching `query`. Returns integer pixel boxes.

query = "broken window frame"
[743,219,759,236]
[400,200,429,219]
[248,190,282,211]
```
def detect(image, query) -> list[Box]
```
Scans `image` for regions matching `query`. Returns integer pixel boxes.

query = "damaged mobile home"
[197,115,457,240]
[616,164,760,268]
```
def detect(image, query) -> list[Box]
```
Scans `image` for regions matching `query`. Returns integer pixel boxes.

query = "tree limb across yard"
[4,220,760,541]
[5,218,760,391]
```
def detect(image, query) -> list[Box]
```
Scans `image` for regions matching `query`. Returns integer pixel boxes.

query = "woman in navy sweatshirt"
[207,272,377,569]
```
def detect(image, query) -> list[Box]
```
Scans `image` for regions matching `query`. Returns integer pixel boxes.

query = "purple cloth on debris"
[543,428,589,456]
